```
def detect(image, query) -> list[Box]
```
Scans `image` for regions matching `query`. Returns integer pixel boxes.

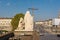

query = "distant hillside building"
[44,19,52,26]
[35,19,52,27]
[52,18,60,33]
[52,18,60,25]
[35,19,52,33]
[35,21,44,26]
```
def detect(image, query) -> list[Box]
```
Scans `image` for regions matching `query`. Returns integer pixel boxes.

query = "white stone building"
[0,18,12,31]
[35,19,52,33]
[35,21,44,26]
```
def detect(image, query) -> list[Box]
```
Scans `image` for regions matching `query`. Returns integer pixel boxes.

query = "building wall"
[52,18,60,25]
[0,18,12,31]
[35,21,44,25]
[35,19,52,26]
[35,19,52,33]
[44,19,52,26]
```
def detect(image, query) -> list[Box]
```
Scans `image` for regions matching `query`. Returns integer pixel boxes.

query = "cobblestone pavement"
[40,34,60,40]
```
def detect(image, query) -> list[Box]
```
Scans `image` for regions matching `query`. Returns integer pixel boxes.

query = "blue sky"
[0,0,60,21]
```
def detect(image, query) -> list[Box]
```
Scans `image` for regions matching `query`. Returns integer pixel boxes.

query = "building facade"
[0,18,12,31]
[35,19,52,27]
[35,19,52,33]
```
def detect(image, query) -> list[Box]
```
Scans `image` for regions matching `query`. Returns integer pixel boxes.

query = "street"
[35,25,60,40]
[40,34,60,40]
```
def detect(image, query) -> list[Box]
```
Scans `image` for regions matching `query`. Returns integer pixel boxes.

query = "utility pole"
[58,11,60,18]
[28,8,38,31]
[28,8,39,40]
[28,8,38,30]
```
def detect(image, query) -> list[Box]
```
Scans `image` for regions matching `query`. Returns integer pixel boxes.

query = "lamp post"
[28,8,38,17]
[28,8,39,40]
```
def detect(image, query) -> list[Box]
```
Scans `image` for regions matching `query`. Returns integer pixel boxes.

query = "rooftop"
[0,17,12,19]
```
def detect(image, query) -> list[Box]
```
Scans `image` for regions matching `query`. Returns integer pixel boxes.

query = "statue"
[15,17,25,31]
[15,11,34,31]
[24,11,33,31]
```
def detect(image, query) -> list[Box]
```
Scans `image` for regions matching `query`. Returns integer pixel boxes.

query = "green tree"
[11,13,24,31]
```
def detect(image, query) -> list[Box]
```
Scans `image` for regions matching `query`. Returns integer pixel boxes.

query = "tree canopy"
[11,13,24,31]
